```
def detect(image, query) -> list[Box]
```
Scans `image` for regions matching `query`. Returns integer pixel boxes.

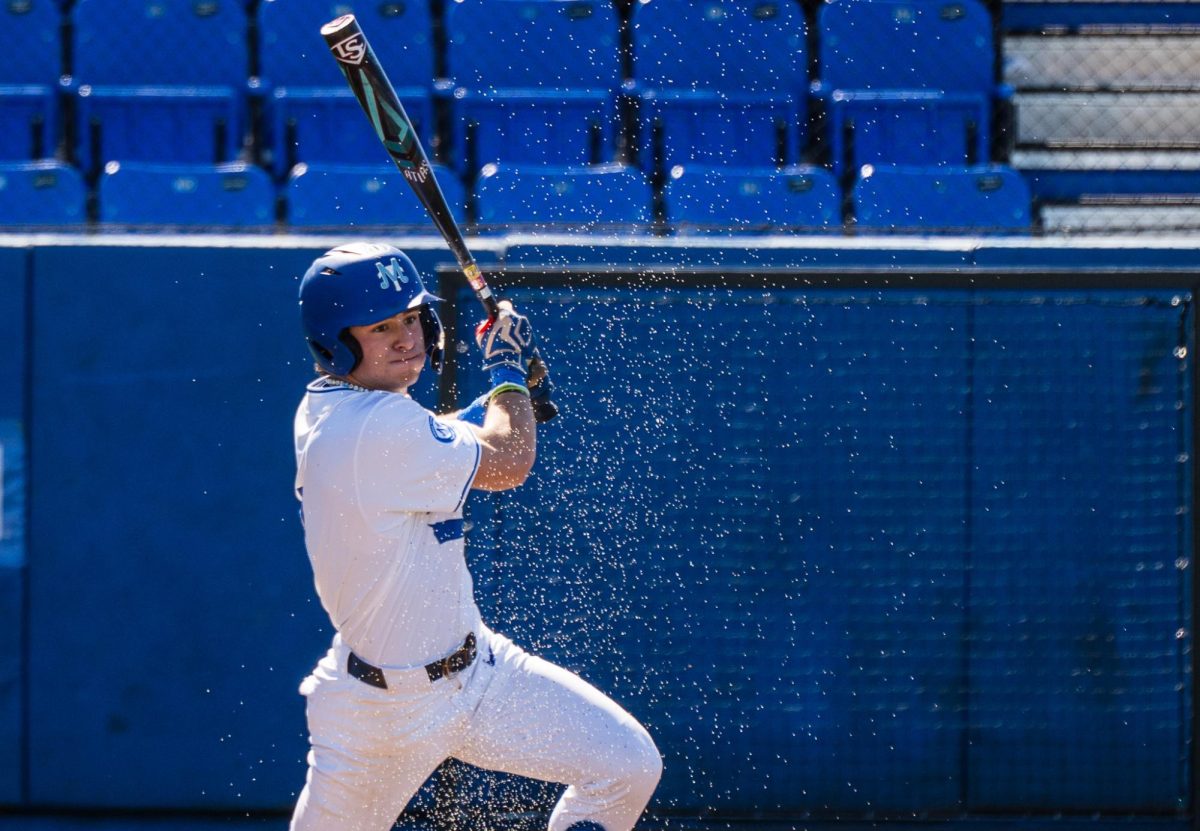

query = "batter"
[289,243,661,831]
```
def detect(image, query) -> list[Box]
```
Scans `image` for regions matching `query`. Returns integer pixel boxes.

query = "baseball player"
[289,242,661,831]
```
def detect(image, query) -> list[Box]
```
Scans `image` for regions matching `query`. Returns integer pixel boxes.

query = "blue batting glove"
[475,301,537,389]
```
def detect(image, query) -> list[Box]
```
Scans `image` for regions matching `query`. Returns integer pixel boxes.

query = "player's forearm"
[470,392,537,490]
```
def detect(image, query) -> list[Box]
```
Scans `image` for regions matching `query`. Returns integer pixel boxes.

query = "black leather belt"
[347,632,477,689]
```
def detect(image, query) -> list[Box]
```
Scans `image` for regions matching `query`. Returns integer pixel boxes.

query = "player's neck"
[326,375,410,395]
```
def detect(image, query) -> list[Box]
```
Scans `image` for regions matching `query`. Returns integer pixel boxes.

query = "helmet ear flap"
[307,338,335,366]
[419,305,445,373]
[337,329,364,374]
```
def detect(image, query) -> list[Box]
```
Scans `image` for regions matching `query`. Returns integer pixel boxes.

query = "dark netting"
[452,284,1192,820]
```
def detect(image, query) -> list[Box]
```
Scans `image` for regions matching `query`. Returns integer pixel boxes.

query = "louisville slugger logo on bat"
[328,21,367,64]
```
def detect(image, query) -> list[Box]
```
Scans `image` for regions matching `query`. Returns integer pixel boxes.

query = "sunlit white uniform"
[290,378,661,831]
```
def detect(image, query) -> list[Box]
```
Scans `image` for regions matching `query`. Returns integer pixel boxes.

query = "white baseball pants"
[289,626,662,831]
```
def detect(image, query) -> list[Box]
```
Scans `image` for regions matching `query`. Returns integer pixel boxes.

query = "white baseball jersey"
[290,377,662,831]
[293,377,482,668]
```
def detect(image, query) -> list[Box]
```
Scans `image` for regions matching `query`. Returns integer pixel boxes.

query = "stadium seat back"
[0,161,86,226]
[76,90,242,168]
[268,87,432,174]
[0,1,61,159]
[447,0,621,168]
[634,0,806,93]
[259,0,434,174]
[852,164,1032,234]
[633,0,806,168]
[836,94,988,171]
[258,0,432,90]
[447,0,619,90]
[98,161,275,227]
[819,0,993,93]
[1,0,60,84]
[74,0,247,87]
[73,0,248,169]
[286,162,464,227]
[0,93,56,160]
[639,93,801,167]
[457,91,616,169]
[474,163,652,230]
[665,165,841,232]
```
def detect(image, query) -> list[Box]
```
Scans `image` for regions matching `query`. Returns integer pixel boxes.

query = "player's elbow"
[507,442,537,486]
[472,443,536,491]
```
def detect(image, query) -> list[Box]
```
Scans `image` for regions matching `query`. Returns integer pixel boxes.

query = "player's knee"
[617,724,662,796]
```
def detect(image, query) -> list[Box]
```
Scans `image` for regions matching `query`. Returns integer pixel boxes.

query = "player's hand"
[526,353,548,389]
[527,353,554,408]
[475,301,537,387]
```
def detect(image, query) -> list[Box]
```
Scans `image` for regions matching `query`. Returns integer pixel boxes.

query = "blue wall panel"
[967,292,1192,810]
[22,241,497,811]
[459,287,973,813]
[8,239,1195,819]
[27,245,331,809]
[0,246,27,805]
[456,283,1194,816]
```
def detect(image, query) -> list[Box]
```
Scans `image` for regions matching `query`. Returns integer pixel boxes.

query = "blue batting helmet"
[299,242,444,376]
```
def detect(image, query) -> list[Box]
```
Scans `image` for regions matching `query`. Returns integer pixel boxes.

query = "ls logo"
[330,29,366,65]
[377,258,410,290]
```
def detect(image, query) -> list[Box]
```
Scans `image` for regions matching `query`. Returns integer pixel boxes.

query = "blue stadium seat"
[72,0,249,172]
[814,0,1004,177]
[257,0,434,175]
[446,0,621,171]
[664,165,841,233]
[631,0,807,170]
[852,164,1032,234]
[474,163,652,231]
[98,161,276,227]
[0,161,86,226]
[0,0,60,160]
[286,162,465,228]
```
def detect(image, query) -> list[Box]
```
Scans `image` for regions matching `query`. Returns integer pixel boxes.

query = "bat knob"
[532,396,559,424]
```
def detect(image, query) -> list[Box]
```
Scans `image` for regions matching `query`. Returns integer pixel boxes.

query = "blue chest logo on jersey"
[428,416,455,444]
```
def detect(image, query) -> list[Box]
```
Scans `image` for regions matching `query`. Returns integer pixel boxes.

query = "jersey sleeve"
[354,396,481,516]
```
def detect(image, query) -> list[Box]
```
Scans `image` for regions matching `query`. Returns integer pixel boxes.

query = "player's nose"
[392,326,418,350]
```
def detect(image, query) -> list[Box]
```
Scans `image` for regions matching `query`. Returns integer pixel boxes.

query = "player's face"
[346,309,426,392]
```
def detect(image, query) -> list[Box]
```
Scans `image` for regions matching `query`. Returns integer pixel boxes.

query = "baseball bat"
[320,14,558,422]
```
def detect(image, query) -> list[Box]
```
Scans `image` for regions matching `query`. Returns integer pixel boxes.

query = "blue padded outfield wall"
[0,237,1195,824]
[0,246,26,806]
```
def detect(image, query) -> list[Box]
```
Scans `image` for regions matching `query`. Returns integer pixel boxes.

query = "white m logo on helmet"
[376,258,410,291]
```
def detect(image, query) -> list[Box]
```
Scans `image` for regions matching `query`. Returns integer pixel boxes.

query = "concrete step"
[1015,91,1200,145]
[1012,149,1200,200]
[1013,148,1200,169]
[1005,34,1200,89]
[1040,203,1200,233]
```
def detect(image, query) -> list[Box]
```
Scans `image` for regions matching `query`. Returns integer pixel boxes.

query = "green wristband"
[489,382,530,400]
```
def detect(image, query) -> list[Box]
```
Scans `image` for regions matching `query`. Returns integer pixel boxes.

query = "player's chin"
[392,356,424,383]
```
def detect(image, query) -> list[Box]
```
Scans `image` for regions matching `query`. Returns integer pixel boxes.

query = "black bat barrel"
[321,14,558,423]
